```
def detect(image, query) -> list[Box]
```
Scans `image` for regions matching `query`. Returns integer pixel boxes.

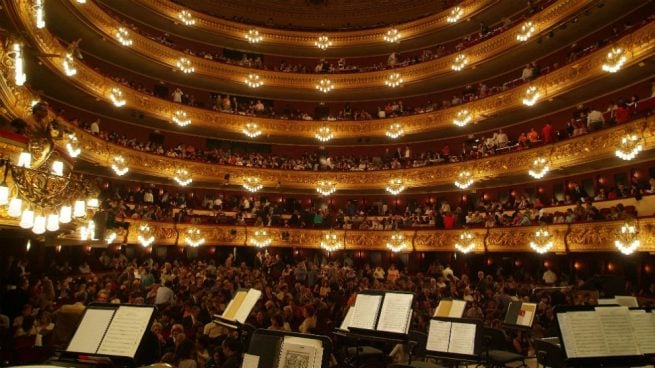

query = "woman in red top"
[615,104,630,124]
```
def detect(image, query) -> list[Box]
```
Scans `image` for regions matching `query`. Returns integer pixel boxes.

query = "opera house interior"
[0,0,655,367]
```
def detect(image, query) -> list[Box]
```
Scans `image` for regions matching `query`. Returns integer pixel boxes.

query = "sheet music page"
[235,289,262,324]
[223,290,248,320]
[614,296,639,308]
[629,311,655,354]
[241,353,260,368]
[596,307,640,356]
[516,303,537,327]
[434,300,452,317]
[67,308,115,354]
[598,298,617,305]
[449,322,476,355]
[350,294,383,330]
[277,336,322,368]
[340,307,355,331]
[426,319,451,352]
[449,300,467,318]
[97,306,154,357]
[557,312,607,358]
[376,292,413,334]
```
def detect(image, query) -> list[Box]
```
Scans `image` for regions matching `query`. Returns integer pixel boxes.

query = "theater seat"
[480,327,526,368]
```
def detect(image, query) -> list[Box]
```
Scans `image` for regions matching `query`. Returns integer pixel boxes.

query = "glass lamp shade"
[19,209,34,229]
[0,185,8,205]
[73,200,86,217]
[32,215,46,235]
[59,206,72,223]
[46,213,60,232]
[17,152,31,168]
[8,198,22,217]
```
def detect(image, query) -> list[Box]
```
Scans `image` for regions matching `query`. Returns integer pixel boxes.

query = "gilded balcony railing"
[67,0,587,90]
[12,0,655,140]
[132,0,496,48]
[53,217,655,253]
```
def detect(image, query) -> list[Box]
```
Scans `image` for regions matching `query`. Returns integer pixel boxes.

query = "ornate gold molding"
[85,217,655,253]
[56,116,653,190]
[13,0,655,140]
[68,0,587,90]
[132,0,495,48]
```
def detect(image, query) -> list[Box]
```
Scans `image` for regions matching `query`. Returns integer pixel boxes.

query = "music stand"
[424,317,482,365]
[245,329,332,368]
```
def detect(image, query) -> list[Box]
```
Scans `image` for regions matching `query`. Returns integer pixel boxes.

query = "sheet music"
[223,290,248,320]
[614,296,639,308]
[241,353,260,368]
[516,303,536,327]
[629,311,655,354]
[558,312,607,358]
[67,308,115,354]
[350,294,382,330]
[426,320,451,352]
[434,300,466,318]
[235,289,262,324]
[376,292,413,334]
[277,336,323,368]
[97,306,154,357]
[340,307,355,331]
[596,307,640,356]
[449,322,476,355]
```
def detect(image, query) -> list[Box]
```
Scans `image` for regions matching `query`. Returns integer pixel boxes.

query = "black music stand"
[423,317,483,366]
[245,329,332,368]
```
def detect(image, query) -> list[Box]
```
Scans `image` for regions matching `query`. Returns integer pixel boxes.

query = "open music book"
[217,288,262,325]
[67,305,154,358]
[558,307,642,358]
[426,319,477,356]
[434,299,467,318]
[504,301,537,328]
[598,295,639,308]
[276,336,323,368]
[342,291,414,335]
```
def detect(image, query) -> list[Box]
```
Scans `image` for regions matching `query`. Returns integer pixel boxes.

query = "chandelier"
[384,73,404,88]
[65,133,81,158]
[173,168,192,186]
[386,231,407,252]
[614,221,640,255]
[63,53,77,77]
[242,176,263,192]
[454,170,474,189]
[79,220,96,240]
[176,57,195,74]
[316,181,336,196]
[185,227,205,247]
[137,223,155,247]
[453,109,472,127]
[451,53,468,71]
[10,43,26,86]
[1,139,98,235]
[172,110,191,127]
[528,157,550,179]
[245,29,263,44]
[242,122,262,138]
[34,0,46,29]
[315,35,332,50]
[385,123,404,139]
[529,226,553,254]
[320,229,343,252]
[244,73,263,88]
[109,87,126,107]
[516,21,535,42]
[386,178,405,195]
[447,6,463,23]
[602,47,627,73]
[105,229,117,244]
[111,155,129,176]
[383,28,401,43]
[315,125,334,142]
[75,0,87,3]
[316,79,334,93]
[115,27,133,47]
[454,230,475,253]
[615,134,642,160]
[250,228,272,248]
[178,10,195,26]
[522,85,540,106]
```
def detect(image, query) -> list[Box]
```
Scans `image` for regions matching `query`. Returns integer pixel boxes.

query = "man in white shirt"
[155,281,175,305]
[90,119,100,135]
[586,109,605,131]
[143,190,154,204]
[496,129,509,147]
